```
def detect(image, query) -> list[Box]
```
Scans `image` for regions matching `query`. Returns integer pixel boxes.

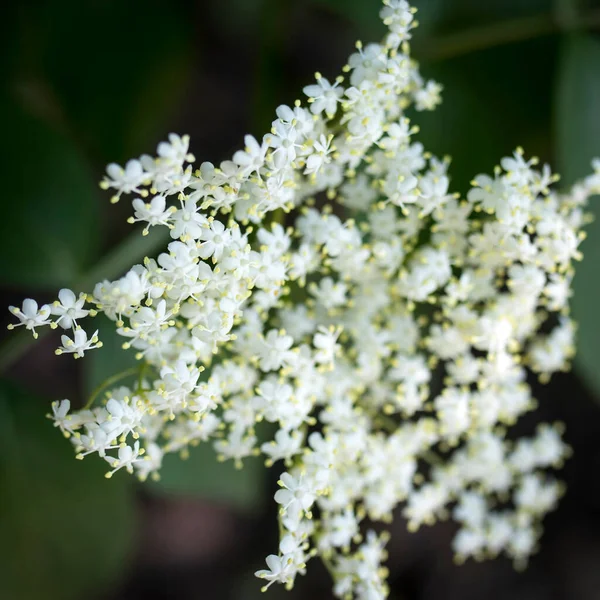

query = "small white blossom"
[8,298,52,338]
[9,1,598,596]
[55,328,102,358]
[51,288,90,330]
[303,74,344,119]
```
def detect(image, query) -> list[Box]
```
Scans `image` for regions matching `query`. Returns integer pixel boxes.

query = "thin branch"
[415,9,600,63]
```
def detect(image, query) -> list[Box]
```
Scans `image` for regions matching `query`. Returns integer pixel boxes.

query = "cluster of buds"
[8,0,600,597]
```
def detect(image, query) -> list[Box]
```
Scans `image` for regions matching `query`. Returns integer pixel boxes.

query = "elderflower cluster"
[8,0,600,597]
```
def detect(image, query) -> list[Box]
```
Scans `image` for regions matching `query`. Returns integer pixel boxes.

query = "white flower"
[313,326,341,366]
[255,554,299,590]
[198,219,231,261]
[434,388,471,441]
[49,399,76,437]
[55,328,102,358]
[413,80,443,111]
[233,134,268,177]
[304,134,335,176]
[130,195,173,233]
[157,133,194,166]
[8,298,52,338]
[101,159,148,202]
[274,472,317,517]
[348,43,387,86]
[261,429,304,465]
[104,441,144,477]
[135,442,163,481]
[380,0,416,46]
[266,120,303,166]
[51,288,89,330]
[303,74,344,118]
[257,223,291,257]
[104,397,146,440]
[309,277,347,310]
[257,329,295,372]
[170,198,208,240]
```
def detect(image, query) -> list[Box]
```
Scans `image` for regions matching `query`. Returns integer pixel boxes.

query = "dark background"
[1,1,600,599]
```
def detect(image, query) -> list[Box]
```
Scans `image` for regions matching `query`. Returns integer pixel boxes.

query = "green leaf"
[414,37,557,194]
[0,98,100,289]
[152,442,268,513]
[555,34,600,395]
[30,0,192,163]
[427,0,552,31]
[555,35,600,185]
[0,380,135,600]
[309,0,385,38]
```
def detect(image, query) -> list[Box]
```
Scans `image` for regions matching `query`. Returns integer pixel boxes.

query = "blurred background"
[1,0,600,598]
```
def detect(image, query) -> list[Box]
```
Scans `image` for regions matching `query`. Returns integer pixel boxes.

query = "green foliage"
[310,0,385,37]
[415,37,557,194]
[0,380,135,600]
[555,35,600,186]
[0,99,100,289]
[426,0,552,30]
[0,0,192,290]
[9,0,193,163]
[153,441,268,513]
[555,34,600,395]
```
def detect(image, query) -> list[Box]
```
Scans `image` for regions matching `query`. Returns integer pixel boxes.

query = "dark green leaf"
[0,98,100,289]
[555,34,600,185]
[310,0,385,38]
[33,0,192,163]
[153,441,268,513]
[414,38,557,194]
[0,380,135,600]
[555,34,600,395]
[418,0,552,33]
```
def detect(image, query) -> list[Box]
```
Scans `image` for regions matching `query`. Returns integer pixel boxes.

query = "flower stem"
[415,8,600,63]
[84,366,141,409]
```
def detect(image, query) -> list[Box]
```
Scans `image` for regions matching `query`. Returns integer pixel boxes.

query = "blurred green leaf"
[41,0,192,163]
[555,35,600,185]
[310,0,385,38]
[555,34,600,395]
[0,380,135,600]
[424,0,552,32]
[414,38,557,194]
[0,98,100,289]
[6,0,192,164]
[153,442,268,513]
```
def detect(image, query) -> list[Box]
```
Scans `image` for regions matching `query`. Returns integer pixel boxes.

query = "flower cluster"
[8,0,600,597]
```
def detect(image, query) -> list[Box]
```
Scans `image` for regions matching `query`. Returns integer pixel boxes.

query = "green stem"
[0,225,170,372]
[321,553,338,581]
[84,366,140,409]
[136,361,149,393]
[415,8,600,63]
[422,449,443,467]
[374,412,398,433]
[78,225,170,290]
